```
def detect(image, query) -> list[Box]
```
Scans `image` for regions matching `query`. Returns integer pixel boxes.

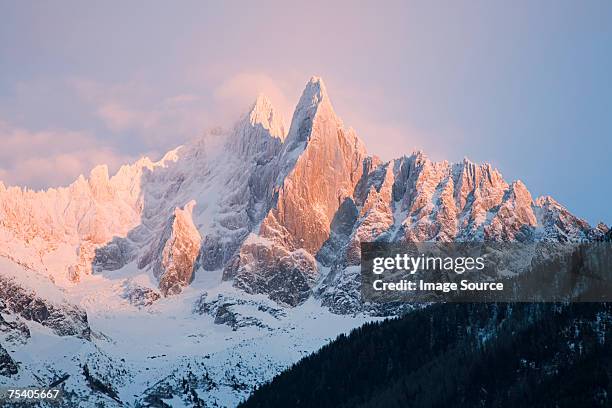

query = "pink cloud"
[163,94,200,105]
[70,73,303,150]
[0,120,133,190]
[213,72,303,126]
[96,103,141,132]
[71,78,212,147]
[317,78,446,163]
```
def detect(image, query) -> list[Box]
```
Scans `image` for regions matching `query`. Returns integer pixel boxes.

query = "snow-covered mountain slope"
[0,257,373,407]
[0,76,606,407]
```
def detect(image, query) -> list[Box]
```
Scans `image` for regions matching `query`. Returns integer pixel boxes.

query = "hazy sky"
[0,1,610,224]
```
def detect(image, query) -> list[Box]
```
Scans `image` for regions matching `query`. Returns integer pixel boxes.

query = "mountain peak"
[89,164,109,183]
[285,76,338,148]
[224,94,286,161]
[297,76,330,112]
[304,76,328,99]
[246,93,286,140]
[535,195,558,207]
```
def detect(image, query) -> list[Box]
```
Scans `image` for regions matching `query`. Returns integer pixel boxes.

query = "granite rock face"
[226,235,318,306]
[93,237,136,273]
[0,275,90,339]
[224,78,368,305]
[315,153,598,314]
[259,77,367,254]
[0,344,18,377]
[155,201,202,296]
[192,292,284,330]
[0,308,31,345]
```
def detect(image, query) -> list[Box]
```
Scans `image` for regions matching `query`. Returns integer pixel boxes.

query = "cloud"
[0,120,133,190]
[71,78,212,151]
[96,103,142,133]
[350,122,424,162]
[346,115,449,163]
[164,94,201,105]
[70,72,304,152]
[321,78,450,163]
[213,72,303,126]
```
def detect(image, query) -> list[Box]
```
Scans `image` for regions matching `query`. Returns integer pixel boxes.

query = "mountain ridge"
[0,76,603,301]
[0,76,608,407]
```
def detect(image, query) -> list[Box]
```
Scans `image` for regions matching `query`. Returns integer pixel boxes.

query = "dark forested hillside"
[240,302,612,408]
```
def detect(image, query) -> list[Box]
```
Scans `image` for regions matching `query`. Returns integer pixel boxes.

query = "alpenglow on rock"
[0,76,605,308]
[224,77,369,306]
[156,201,202,296]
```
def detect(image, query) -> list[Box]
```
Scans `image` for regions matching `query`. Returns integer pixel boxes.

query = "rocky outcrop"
[259,77,367,254]
[315,152,596,313]
[0,344,18,377]
[198,95,286,272]
[120,281,161,307]
[227,94,285,161]
[535,196,593,242]
[0,275,90,339]
[93,237,136,273]
[225,78,368,305]
[0,308,30,345]
[155,201,202,296]
[484,180,537,241]
[226,235,318,306]
[193,292,284,330]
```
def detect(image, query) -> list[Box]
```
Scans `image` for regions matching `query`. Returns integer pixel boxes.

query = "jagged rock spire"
[247,93,286,140]
[227,94,286,162]
[285,76,338,147]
